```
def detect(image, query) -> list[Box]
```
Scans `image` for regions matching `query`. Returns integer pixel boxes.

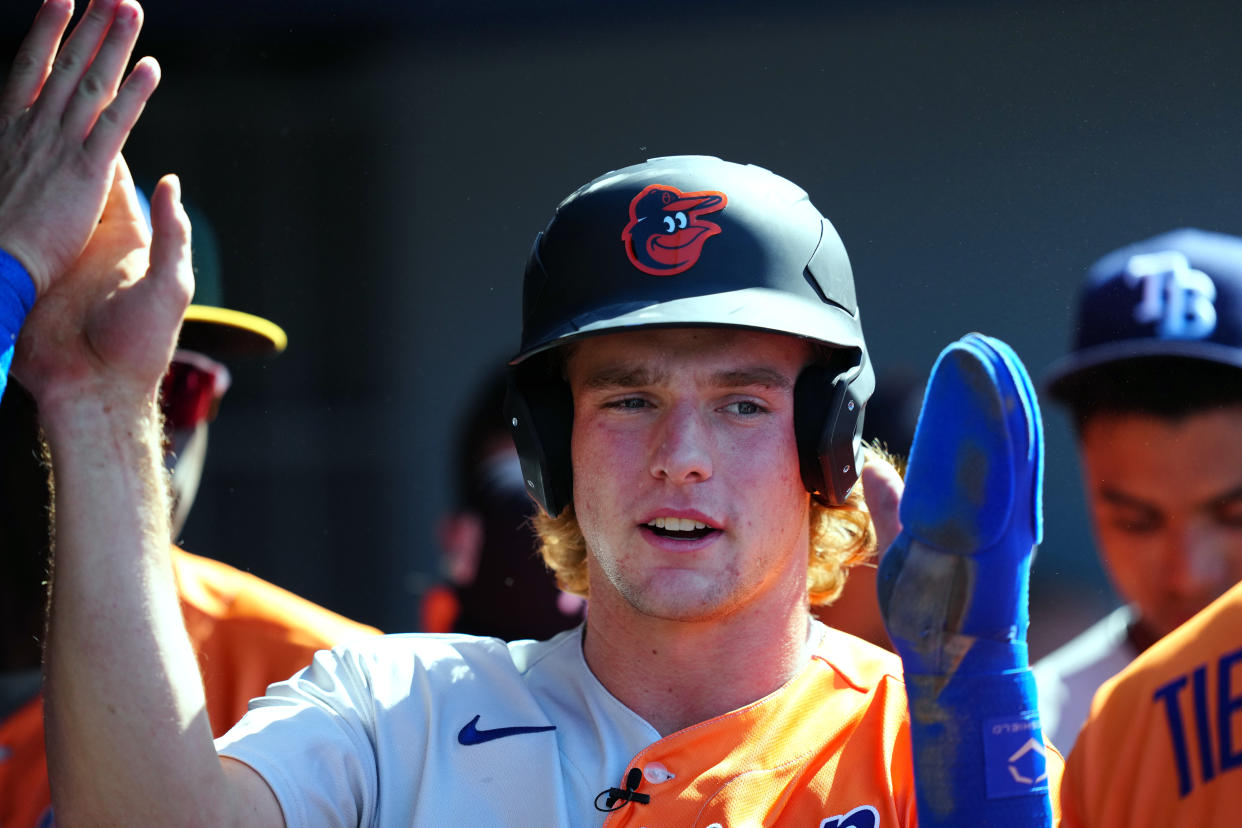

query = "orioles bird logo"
[621,184,727,276]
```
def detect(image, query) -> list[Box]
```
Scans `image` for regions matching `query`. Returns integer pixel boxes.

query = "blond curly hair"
[532,445,893,606]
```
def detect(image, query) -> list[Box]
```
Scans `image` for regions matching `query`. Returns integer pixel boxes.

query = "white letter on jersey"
[820,804,880,828]
[1124,250,1217,340]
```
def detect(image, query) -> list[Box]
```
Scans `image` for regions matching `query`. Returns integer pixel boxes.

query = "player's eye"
[1108,510,1160,534]
[605,397,650,411]
[1114,520,1156,534]
[675,211,688,229]
[724,400,765,416]
[663,216,676,233]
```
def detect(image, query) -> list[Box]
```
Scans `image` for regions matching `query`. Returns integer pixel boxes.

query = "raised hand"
[14,158,192,407]
[0,0,159,296]
[877,333,1054,826]
[879,333,1043,676]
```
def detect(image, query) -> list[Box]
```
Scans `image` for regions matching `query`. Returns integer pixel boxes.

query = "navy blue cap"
[1045,228,1242,402]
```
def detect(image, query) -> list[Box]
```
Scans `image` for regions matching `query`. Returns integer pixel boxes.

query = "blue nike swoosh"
[457,714,557,745]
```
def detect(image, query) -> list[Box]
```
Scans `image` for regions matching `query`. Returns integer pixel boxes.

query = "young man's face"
[1079,405,1242,639]
[566,328,812,623]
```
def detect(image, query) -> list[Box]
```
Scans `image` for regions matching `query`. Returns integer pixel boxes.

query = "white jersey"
[1033,605,1137,753]
[217,626,656,827]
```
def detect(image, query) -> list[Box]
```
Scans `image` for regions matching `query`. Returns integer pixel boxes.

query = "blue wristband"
[904,669,1052,822]
[0,249,37,402]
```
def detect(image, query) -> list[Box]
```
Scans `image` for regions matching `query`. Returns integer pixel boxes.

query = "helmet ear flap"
[794,351,874,506]
[505,363,574,517]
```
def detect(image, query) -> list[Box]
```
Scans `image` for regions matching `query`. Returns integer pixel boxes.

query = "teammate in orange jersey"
[3,4,1057,824]
[1060,580,1242,825]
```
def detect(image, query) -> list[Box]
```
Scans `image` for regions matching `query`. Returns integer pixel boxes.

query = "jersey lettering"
[1153,646,1242,797]
[819,804,879,828]
[1123,250,1217,339]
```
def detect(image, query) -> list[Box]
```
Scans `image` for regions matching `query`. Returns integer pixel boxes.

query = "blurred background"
[3,0,1239,650]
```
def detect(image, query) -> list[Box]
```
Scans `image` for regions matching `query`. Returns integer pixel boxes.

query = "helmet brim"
[511,286,865,364]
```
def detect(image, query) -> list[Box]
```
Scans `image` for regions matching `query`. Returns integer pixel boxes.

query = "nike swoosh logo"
[457,714,557,745]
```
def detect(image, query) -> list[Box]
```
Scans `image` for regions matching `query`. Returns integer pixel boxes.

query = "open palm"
[0,0,160,297]
[14,161,192,408]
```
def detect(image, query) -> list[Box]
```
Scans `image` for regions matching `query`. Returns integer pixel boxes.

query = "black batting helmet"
[507,155,874,516]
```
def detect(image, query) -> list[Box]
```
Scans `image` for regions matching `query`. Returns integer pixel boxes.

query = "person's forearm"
[41,390,231,824]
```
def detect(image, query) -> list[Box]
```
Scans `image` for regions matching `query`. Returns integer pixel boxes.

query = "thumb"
[147,173,194,304]
[862,452,904,558]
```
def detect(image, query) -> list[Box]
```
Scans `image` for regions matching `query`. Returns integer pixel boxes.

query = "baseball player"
[2,4,1059,824]
[1059,579,1242,825]
[1033,229,1242,752]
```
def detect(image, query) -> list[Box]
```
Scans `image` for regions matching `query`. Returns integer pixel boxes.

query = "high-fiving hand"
[876,333,1053,826]
[14,157,192,405]
[0,0,160,296]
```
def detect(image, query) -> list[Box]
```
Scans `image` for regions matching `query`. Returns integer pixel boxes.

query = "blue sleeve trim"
[0,248,37,401]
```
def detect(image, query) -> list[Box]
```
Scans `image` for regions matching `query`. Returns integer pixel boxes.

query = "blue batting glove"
[878,333,1051,826]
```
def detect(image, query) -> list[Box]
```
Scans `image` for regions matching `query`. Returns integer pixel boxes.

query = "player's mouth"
[642,516,719,541]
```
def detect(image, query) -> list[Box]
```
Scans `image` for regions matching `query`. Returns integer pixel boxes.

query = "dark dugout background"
[4,0,1240,648]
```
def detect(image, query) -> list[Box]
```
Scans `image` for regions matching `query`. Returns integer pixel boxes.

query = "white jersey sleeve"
[214,628,656,828]
[216,642,380,826]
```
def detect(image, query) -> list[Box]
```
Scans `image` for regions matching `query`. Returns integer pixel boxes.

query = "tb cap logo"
[1124,250,1217,340]
[621,184,727,275]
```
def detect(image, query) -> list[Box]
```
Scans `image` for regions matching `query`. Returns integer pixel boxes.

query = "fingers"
[30,0,126,122]
[82,54,159,165]
[0,0,156,296]
[862,453,904,557]
[0,0,74,121]
[147,174,194,301]
[61,1,147,142]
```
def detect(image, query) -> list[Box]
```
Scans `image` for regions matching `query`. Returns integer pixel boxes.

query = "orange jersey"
[1061,580,1242,826]
[603,626,1063,827]
[0,695,48,828]
[172,548,382,732]
[0,547,380,828]
[603,625,920,827]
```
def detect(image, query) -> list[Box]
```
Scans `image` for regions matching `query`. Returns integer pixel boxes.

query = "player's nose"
[649,402,713,484]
